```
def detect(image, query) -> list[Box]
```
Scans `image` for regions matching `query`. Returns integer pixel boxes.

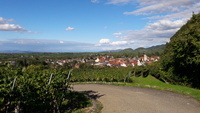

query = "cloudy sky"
[0,0,199,52]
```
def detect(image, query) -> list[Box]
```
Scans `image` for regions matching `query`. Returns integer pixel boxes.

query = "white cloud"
[110,40,134,45]
[124,0,199,15]
[111,18,186,48]
[66,27,75,31]
[106,0,134,4]
[146,19,187,30]
[0,17,13,24]
[157,2,200,20]
[113,32,122,35]
[0,24,27,32]
[98,38,135,47]
[106,0,200,49]
[91,0,100,3]
[121,28,177,41]
[60,41,64,44]
[110,41,127,45]
[0,17,34,33]
[99,39,110,44]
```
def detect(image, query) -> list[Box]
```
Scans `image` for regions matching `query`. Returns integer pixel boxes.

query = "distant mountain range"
[0,44,166,54]
[0,50,35,53]
[102,44,166,55]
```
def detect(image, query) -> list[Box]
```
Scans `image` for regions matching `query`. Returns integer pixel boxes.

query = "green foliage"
[160,13,200,88]
[71,66,133,83]
[0,58,135,112]
[109,44,165,57]
[146,61,168,83]
[147,62,161,78]
[131,66,149,78]
[0,65,72,112]
[64,92,91,110]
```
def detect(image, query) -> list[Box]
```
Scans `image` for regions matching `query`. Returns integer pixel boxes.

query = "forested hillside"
[102,44,165,57]
[160,13,200,88]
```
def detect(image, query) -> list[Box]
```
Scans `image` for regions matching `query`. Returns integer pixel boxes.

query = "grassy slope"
[112,75,200,101]
[72,75,200,112]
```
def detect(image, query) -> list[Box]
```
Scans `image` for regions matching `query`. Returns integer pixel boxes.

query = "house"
[137,60,143,66]
[139,57,144,61]
[144,54,148,61]
[56,60,64,65]
[153,56,160,61]
[95,57,100,62]
[131,61,137,67]
[107,63,112,67]
[94,62,107,66]
[81,59,86,63]
[120,63,127,67]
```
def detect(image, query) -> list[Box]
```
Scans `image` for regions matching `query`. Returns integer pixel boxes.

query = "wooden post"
[11,78,17,91]
[48,73,53,85]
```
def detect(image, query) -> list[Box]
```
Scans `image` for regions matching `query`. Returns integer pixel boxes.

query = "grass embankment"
[74,75,200,101]
[112,75,200,101]
[72,75,200,113]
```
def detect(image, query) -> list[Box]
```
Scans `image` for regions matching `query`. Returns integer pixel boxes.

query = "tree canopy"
[160,13,200,88]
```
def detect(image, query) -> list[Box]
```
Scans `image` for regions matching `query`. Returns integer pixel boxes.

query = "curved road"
[73,84,200,113]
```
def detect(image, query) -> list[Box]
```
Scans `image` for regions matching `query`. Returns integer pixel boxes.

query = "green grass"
[119,75,200,101]
[97,105,103,111]
[72,110,84,113]
[74,76,200,101]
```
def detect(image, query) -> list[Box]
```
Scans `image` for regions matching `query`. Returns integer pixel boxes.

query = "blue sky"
[0,0,200,52]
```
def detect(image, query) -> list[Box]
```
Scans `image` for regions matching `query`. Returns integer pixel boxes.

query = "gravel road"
[73,84,200,113]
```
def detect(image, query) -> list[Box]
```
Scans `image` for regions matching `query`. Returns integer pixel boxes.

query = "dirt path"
[73,84,200,113]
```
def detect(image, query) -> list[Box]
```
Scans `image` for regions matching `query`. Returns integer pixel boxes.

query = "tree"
[160,13,200,88]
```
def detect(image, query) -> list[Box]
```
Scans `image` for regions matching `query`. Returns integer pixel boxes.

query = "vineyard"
[0,65,90,113]
[1,58,200,112]
[71,66,134,83]
[0,58,151,113]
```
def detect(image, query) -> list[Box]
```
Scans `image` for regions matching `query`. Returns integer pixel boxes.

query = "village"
[0,54,160,68]
[53,54,160,68]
